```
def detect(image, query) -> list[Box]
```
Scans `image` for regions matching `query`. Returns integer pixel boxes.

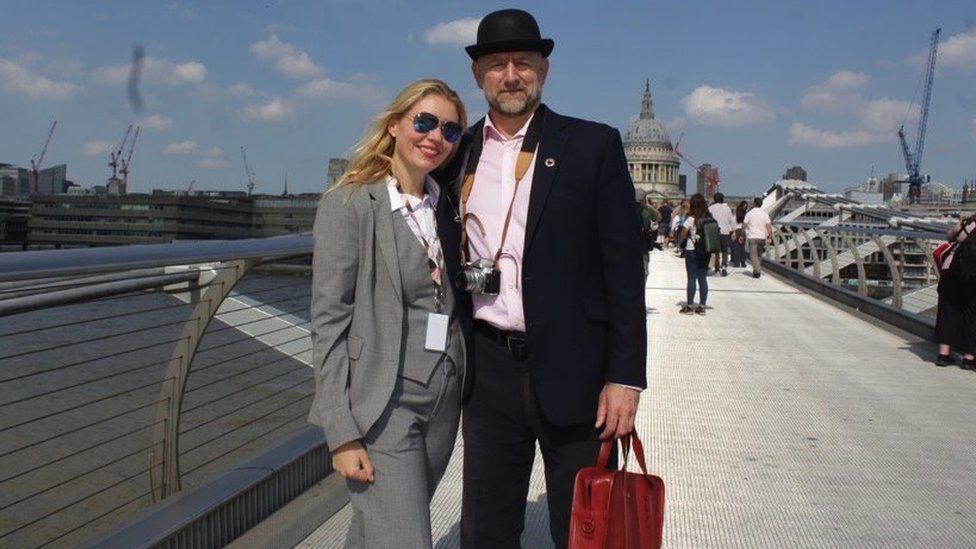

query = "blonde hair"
[335,79,466,189]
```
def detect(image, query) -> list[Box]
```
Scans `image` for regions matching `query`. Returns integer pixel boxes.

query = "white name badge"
[425,313,449,352]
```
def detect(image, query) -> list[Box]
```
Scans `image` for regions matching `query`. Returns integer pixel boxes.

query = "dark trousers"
[715,233,732,269]
[685,252,709,306]
[461,329,606,549]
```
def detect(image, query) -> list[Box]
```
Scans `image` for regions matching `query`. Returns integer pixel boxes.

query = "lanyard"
[399,188,445,312]
[459,110,545,266]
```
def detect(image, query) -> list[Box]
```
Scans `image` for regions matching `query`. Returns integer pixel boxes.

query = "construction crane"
[674,132,719,197]
[899,28,940,205]
[109,124,133,180]
[118,126,140,194]
[240,146,256,196]
[29,121,57,194]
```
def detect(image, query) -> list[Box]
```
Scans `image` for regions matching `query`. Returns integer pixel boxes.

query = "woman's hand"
[331,440,374,483]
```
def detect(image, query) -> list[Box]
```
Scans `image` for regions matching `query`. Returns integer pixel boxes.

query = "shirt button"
[508,282,515,289]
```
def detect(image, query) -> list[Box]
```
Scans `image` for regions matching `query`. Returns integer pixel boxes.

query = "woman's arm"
[308,189,362,451]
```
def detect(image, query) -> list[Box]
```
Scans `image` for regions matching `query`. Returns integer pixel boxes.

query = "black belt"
[474,320,529,361]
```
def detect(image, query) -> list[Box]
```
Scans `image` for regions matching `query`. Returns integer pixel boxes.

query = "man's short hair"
[753,197,763,207]
[713,192,724,203]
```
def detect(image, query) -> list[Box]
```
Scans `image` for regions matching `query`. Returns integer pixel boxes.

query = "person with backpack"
[934,215,976,369]
[635,189,659,283]
[679,193,717,315]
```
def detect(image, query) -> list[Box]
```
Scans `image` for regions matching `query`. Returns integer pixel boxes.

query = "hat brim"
[466,38,554,60]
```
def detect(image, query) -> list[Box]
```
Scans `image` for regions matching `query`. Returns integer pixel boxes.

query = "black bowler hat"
[465,9,554,60]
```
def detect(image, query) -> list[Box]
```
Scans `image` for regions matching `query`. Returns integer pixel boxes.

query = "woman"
[671,199,690,257]
[307,79,467,548]
[934,215,976,369]
[731,200,749,267]
[679,193,710,315]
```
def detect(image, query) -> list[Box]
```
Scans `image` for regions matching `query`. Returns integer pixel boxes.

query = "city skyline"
[1,0,975,196]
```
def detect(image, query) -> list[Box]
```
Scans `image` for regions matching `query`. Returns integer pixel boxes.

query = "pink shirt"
[465,113,537,331]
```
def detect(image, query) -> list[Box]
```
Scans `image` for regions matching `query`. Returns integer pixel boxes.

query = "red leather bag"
[568,432,665,548]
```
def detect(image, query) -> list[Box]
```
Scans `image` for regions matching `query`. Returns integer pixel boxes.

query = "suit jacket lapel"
[369,183,403,302]
[525,105,570,255]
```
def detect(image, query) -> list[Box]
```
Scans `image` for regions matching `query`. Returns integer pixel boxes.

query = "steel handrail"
[0,233,313,282]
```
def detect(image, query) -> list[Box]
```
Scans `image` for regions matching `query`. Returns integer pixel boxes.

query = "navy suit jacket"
[436,104,647,426]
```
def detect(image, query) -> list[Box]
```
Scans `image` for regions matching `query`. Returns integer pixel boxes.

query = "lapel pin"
[544,158,556,168]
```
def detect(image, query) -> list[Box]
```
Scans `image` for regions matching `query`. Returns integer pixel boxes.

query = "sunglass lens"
[413,112,438,133]
[442,122,463,144]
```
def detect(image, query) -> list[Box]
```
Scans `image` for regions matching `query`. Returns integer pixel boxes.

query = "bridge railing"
[765,222,943,336]
[0,235,330,548]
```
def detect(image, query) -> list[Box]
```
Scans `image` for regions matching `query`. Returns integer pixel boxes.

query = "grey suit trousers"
[344,357,461,549]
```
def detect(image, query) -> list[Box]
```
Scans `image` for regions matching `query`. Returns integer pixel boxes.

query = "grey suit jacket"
[307,181,456,450]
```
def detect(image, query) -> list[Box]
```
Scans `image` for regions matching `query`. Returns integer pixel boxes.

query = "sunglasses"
[412,112,463,144]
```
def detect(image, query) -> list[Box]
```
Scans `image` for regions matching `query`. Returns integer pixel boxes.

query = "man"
[743,196,773,278]
[444,9,647,548]
[658,200,673,247]
[707,192,735,276]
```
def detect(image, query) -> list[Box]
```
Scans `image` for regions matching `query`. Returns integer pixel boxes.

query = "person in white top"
[707,192,735,276]
[742,197,773,278]
[679,193,711,314]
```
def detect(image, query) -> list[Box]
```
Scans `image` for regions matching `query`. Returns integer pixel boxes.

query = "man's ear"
[471,60,483,89]
[539,57,550,86]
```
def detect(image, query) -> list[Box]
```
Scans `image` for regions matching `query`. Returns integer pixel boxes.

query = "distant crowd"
[636,192,773,314]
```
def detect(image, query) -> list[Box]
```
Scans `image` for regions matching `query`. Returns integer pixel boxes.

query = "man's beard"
[486,86,540,117]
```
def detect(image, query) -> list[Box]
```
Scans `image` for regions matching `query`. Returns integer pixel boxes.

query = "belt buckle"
[506,336,528,361]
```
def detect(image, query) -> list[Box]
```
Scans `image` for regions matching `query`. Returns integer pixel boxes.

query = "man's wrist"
[608,382,643,392]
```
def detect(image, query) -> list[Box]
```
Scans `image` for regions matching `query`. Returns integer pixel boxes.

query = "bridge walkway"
[297,249,975,548]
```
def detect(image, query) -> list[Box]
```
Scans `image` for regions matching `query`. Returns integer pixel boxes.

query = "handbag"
[568,432,665,548]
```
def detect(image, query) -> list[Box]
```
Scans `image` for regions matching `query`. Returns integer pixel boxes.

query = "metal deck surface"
[301,250,976,548]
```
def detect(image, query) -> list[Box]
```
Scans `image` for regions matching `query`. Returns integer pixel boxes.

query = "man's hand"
[594,384,640,440]
[331,440,374,483]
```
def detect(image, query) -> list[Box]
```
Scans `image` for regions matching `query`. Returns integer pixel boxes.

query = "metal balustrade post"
[802,230,820,279]
[872,236,903,309]
[791,229,805,270]
[842,234,868,296]
[771,227,786,263]
[816,229,840,284]
[151,259,257,500]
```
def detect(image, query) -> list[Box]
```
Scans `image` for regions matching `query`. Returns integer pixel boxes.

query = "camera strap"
[458,111,544,266]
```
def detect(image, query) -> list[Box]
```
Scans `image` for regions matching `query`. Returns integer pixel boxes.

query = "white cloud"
[297,77,386,106]
[140,114,173,131]
[423,17,480,47]
[800,70,870,113]
[229,81,258,97]
[243,97,295,122]
[83,141,115,157]
[91,56,207,86]
[250,33,324,80]
[858,99,918,133]
[681,85,775,127]
[788,123,889,149]
[0,58,80,100]
[936,29,976,70]
[163,140,201,155]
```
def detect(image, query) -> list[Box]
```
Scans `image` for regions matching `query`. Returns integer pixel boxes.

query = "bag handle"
[594,431,651,476]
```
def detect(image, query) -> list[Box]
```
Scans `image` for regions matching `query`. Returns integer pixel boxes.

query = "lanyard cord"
[398,188,444,286]
[459,112,545,265]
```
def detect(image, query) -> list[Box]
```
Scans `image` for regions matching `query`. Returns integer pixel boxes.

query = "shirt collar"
[386,174,440,212]
[483,111,535,144]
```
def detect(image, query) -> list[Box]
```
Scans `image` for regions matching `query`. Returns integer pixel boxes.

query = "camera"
[456,258,501,295]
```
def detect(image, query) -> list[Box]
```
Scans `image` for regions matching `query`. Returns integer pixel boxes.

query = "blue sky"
[1,0,974,196]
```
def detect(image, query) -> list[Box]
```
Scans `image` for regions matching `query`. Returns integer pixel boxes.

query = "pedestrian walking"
[708,192,735,276]
[743,197,772,278]
[731,200,748,267]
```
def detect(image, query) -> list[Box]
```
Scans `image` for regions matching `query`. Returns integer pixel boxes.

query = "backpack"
[695,216,721,257]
